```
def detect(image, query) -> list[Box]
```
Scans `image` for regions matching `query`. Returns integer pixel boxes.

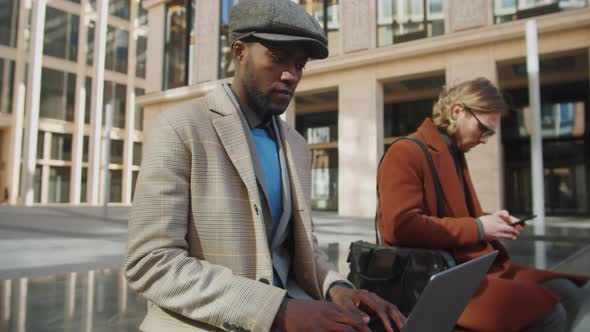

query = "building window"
[382,74,444,150]
[37,131,45,159]
[44,7,79,62]
[109,169,122,202]
[0,58,15,114]
[34,165,42,203]
[50,133,73,161]
[494,0,587,24]
[138,1,148,25]
[40,68,76,122]
[377,0,444,48]
[80,167,87,203]
[87,21,95,66]
[300,0,340,56]
[218,0,240,79]
[384,99,434,138]
[136,35,147,78]
[103,81,127,128]
[48,166,70,203]
[295,90,339,211]
[163,0,195,89]
[105,26,129,74]
[90,0,130,19]
[85,77,92,124]
[0,0,19,47]
[296,111,338,211]
[499,50,590,215]
[110,139,124,164]
[109,0,130,20]
[82,136,89,162]
[134,88,144,130]
[133,142,142,166]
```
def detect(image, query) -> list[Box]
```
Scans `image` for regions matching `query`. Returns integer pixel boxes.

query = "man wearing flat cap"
[124,0,405,331]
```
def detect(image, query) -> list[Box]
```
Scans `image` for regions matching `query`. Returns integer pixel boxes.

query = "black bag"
[347,136,455,315]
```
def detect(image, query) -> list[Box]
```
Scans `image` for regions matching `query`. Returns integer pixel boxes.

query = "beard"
[242,64,291,118]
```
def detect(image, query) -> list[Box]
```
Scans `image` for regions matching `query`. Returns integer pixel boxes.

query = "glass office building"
[136,0,590,217]
[0,0,148,205]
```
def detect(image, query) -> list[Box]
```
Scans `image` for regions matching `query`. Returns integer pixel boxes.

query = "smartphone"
[511,214,537,226]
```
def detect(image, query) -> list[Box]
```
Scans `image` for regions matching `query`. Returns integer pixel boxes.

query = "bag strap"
[375,136,445,245]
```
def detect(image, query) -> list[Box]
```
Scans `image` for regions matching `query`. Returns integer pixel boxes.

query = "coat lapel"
[209,86,259,200]
[416,119,471,218]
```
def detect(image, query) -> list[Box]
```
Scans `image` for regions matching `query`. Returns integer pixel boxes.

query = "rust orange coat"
[377,119,587,332]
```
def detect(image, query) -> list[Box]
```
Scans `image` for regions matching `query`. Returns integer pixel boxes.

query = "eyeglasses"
[465,108,496,138]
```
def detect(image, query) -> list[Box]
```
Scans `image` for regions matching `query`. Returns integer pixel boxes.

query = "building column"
[71,0,90,204]
[122,2,138,204]
[7,0,29,205]
[447,0,492,33]
[64,272,77,332]
[193,0,220,83]
[19,0,47,205]
[1,280,10,327]
[88,0,109,205]
[14,278,28,332]
[446,54,504,212]
[40,131,51,203]
[340,0,376,54]
[338,76,383,217]
[117,270,128,317]
[82,271,95,332]
[145,1,165,92]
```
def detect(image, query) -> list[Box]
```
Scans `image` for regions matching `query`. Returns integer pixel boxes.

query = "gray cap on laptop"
[229,0,329,59]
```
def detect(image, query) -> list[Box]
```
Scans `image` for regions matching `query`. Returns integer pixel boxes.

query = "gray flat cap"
[230,0,328,59]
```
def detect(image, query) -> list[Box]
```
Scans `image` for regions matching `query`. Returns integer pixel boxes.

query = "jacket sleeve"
[377,140,480,249]
[124,113,286,332]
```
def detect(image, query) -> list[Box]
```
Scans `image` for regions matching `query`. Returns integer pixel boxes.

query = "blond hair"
[432,77,507,135]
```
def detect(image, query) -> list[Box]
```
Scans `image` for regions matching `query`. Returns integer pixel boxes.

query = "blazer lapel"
[209,86,259,200]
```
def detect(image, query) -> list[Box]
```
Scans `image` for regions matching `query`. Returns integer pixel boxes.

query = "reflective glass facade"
[300,0,340,56]
[40,68,76,122]
[218,0,240,79]
[494,0,587,23]
[296,103,339,211]
[44,7,79,62]
[105,26,129,74]
[163,0,194,89]
[50,133,73,161]
[0,0,19,47]
[48,166,70,203]
[109,169,122,202]
[503,80,590,215]
[377,0,444,47]
[136,35,147,78]
[103,81,127,128]
[0,58,15,114]
[0,1,147,204]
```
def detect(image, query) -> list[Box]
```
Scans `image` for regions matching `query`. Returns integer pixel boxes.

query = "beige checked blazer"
[124,85,348,332]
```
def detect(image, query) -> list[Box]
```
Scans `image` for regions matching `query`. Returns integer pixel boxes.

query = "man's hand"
[479,210,522,241]
[329,286,406,332]
[272,298,370,332]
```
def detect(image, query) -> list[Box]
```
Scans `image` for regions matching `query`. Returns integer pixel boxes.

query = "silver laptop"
[399,250,498,332]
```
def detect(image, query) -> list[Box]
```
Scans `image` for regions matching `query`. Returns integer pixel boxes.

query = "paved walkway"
[1,206,589,279]
[1,206,589,332]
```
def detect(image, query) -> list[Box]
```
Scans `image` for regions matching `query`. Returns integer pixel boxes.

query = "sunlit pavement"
[1,206,589,331]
